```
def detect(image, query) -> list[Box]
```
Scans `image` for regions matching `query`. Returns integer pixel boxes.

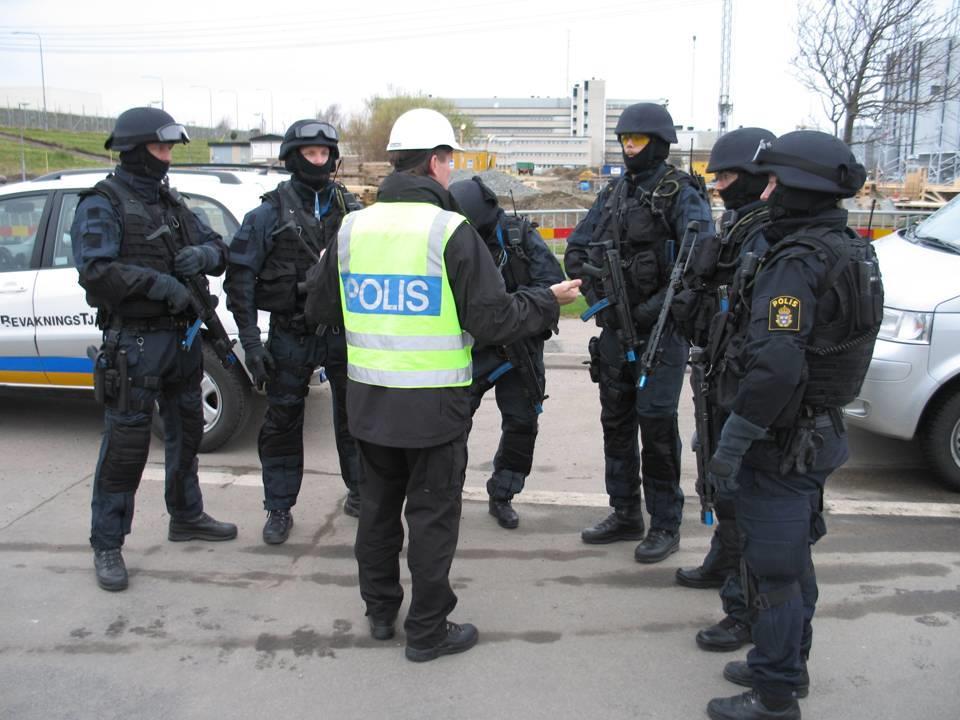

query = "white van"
[0,167,285,451]
[845,197,960,491]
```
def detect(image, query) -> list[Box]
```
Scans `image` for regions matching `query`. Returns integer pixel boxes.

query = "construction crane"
[717,0,733,135]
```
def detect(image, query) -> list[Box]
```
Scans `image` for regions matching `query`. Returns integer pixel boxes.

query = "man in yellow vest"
[305,108,581,662]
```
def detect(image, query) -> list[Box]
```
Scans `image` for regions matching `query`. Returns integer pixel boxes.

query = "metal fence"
[520,207,937,255]
[0,106,222,140]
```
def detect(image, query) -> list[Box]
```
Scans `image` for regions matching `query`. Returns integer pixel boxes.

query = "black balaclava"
[285,149,336,190]
[767,184,839,220]
[120,145,169,181]
[622,137,670,174]
[718,172,770,210]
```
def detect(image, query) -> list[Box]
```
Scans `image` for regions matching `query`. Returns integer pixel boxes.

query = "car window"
[913,194,960,248]
[52,192,81,269]
[0,193,47,272]
[183,195,240,242]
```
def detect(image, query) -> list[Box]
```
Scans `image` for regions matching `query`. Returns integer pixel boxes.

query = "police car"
[0,166,285,451]
[845,196,960,491]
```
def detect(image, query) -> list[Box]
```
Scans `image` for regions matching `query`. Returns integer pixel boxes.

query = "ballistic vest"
[337,202,473,388]
[85,174,195,318]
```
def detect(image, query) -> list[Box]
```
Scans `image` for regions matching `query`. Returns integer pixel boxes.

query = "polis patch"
[768,295,801,331]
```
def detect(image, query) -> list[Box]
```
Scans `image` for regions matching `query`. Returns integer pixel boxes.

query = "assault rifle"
[485,338,547,415]
[689,345,716,526]
[637,221,701,389]
[148,225,238,368]
[579,241,641,367]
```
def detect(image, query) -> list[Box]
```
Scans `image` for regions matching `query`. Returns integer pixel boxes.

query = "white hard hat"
[386,108,463,152]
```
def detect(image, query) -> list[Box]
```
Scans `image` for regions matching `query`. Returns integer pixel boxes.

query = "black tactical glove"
[148,274,192,314]
[244,344,275,391]
[706,412,768,495]
[174,245,216,277]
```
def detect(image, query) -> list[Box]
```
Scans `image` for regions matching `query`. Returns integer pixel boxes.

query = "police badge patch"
[768,295,801,331]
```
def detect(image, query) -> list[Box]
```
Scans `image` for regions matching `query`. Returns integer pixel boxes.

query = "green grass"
[560,295,587,318]
[0,127,211,180]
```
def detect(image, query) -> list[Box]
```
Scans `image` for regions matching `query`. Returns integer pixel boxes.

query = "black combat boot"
[675,565,727,589]
[262,509,294,545]
[93,548,128,592]
[405,621,479,662]
[343,490,361,518]
[488,497,520,529]
[697,615,752,652]
[368,613,397,641]
[633,528,679,563]
[168,512,238,542]
[724,660,809,698]
[580,505,645,544]
[707,690,800,720]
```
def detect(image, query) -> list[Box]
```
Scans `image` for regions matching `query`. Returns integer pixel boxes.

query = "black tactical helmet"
[707,127,777,174]
[278,119,341,161]
[753,130,866,198]
[615,103,678,144]
[449,176,501,233]
[105,107,189,152]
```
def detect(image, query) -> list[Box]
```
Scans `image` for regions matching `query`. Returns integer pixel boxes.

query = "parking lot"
[0,318,958,720]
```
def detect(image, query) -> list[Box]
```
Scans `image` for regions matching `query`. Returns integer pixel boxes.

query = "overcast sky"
[0,0,948,138]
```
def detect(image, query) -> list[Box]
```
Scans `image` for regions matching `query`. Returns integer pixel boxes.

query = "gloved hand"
[174,245,216,277]
[706,412,768,495]
[244,344,275,391]
[148,274,192,314]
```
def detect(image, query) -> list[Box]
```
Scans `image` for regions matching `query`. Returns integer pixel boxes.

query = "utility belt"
[98,311,192,333]
[768,406,844,476]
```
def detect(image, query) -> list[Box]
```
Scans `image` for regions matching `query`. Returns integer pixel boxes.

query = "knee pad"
[100,418,152,493]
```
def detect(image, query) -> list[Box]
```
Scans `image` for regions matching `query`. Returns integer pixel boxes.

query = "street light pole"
[255,88,274,133]
[142,75,165,110]
[13,32,47,130]
[191,85,214,131]
[17,102,30,181]
[219,89,239,132]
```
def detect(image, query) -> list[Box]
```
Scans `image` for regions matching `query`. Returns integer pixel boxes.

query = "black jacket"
[305,172,560,447]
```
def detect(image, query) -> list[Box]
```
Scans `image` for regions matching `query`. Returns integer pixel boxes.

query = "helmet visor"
[295,122,339,143]
[156,123,190,144]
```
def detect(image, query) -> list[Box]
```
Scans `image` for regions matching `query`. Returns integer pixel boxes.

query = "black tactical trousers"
[354,433,469,650]
[469,343,545,501]
[90,328,204,550]
[736,420,848,702]
[593,326,688,532]
[259,325,360,510]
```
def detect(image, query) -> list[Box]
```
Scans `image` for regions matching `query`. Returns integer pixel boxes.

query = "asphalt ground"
[0,317,958,720]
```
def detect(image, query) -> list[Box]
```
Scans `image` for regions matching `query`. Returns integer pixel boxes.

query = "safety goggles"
[155,123,190,143]
[295,122,339,143]
[618,133,650,147]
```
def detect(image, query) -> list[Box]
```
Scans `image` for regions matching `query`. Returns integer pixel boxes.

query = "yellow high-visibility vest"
[337,202,473,388]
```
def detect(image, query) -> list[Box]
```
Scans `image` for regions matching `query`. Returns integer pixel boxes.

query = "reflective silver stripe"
[427,210,462,275]
[338,212,359,273]
[348,364,473,387]
[347,330,473,351]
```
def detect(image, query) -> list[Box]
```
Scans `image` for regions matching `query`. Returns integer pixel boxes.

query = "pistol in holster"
[87,334,130,412]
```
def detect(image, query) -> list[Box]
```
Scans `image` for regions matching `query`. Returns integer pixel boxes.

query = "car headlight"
[878,308,932,344]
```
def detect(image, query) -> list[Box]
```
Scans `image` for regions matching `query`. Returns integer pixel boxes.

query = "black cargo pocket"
[739,493,811,580]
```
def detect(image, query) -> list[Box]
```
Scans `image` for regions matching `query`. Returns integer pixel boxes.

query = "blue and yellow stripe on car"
[0,357,94,387]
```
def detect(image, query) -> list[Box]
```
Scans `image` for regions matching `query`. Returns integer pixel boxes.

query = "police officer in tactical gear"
[564,102,714,563]
[72,107,238,592]
[448,176,565,529]
[224,119,363,545]
[304,108,582,662]
[704,131,882,720]
[671,128,776,655]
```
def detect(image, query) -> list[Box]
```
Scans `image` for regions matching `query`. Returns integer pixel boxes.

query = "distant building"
[879,36,960,183]
[249,134,283,164]
[209,141,251,164]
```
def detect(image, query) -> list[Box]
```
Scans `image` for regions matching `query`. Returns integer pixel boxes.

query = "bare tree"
[344,91,475,161]
[795,0,960,144]
[316,103,342,127]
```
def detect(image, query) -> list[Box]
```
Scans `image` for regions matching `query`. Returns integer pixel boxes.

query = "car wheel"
[920,391,960,492]
[151,343,252,453]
